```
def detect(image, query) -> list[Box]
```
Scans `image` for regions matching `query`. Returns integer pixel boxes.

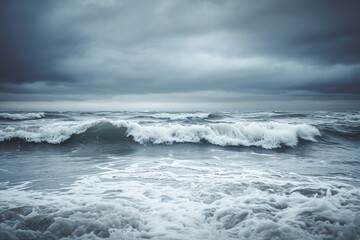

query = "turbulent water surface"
[0,111,359,240]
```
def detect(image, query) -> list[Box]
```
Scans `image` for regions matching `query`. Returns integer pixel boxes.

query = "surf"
[0,119,320,149]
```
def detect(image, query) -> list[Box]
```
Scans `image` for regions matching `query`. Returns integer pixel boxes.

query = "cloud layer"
[1,0,360,110]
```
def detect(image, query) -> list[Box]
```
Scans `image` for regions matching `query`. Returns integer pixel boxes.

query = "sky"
[1,0,360,111]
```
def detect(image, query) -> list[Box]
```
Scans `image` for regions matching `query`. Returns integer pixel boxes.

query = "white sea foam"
[0,112,45,120]
[0,158,359,239]
[127,121,320,148]
[0,119,320,148]
[0,120,96,144]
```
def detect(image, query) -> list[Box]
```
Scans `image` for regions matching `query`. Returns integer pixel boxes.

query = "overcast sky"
[1,0,359,111]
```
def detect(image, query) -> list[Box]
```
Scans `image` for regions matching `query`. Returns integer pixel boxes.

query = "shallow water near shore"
[1,111,360,239]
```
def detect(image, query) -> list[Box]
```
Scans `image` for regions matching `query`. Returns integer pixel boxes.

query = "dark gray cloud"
[0,1,84,86]
[226,0,360,64]
[0,0,359,110]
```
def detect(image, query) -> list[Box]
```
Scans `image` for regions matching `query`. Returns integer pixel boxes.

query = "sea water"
[0,111,359,239]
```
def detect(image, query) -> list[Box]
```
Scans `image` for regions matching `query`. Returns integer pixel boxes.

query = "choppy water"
[0,111,359,239]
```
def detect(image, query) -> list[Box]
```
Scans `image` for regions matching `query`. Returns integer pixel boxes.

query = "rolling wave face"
[127,121,320,149]
[321,123,360,140]
[0,112,45,120]
[0,119,320,149]
[0,120,99,144]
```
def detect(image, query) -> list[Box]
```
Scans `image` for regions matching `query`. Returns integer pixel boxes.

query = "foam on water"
[0,120,96,144]
[0,158,359,240]
[0,119,320,149]
[127,121,320,149]
[0,112,45,120]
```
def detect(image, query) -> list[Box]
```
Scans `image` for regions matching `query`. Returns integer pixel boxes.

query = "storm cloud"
[1,0,360,110]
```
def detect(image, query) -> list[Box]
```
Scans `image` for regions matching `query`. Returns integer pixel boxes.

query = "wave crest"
[127,121,320,149]
[0,119,320,149]
[0,112,45,120]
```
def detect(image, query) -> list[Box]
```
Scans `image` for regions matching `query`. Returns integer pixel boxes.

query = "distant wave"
[0,112,45,120]
[269,112,309,118]
[321,123,360,140]
[133,112,219,121]
[0,119,320,149]
[152,113,211,120]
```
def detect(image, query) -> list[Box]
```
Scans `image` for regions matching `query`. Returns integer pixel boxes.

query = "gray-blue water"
[0,111,359,239]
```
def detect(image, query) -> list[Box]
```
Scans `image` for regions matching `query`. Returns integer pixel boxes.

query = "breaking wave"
[0,112,45,120]
[0,119,320,149]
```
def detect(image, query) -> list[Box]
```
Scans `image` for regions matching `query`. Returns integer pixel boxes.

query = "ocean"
[0,111,359,240]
